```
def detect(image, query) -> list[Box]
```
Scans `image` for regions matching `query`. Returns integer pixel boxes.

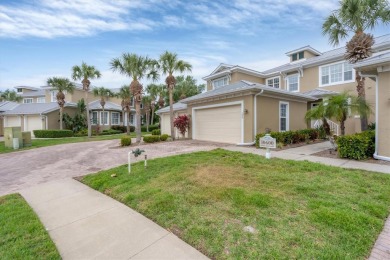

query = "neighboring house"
[1,103,78,137]
[354,50,390,161]
[0,101,19,136]
[157,34,390,144]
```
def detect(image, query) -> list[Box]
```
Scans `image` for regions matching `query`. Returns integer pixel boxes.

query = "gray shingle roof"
[180,80,316,103]
[0,101,19,112]
[2,102,77,115]
[89,100,122,111]
[303,89,339,98]
[156,102,187,114]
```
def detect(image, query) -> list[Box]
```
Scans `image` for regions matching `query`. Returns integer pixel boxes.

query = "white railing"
[313,119,340,136]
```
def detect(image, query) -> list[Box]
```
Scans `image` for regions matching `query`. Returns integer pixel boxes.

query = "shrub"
[112,125,135,132]
[143,135,160,143]
[120,136,132,146]
[141,125,159,132]
[100,129,122,135]
[337,130,375,160]
[160,134,169,141]
[33,130,73,138]
[152,129,161,135]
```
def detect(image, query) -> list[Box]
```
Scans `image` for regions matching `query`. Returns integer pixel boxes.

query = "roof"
[20,89,46,97]
[354,50,390,69]
[180,80,316,104]
[156,102,187,114]
[0,101,19,112]
[303,88,339,98]
[2,102,77,115]
[89,100,122,111]
[285,45,322,56]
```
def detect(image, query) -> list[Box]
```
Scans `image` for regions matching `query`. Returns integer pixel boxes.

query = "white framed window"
[286,74,299,92]
[23,98,33,104]
[320,61,355,86]
[91,111,98,125]
[212,76,229,89]
[279,102,289,132]
[36,97,45,103]
[266,76,280,88]
[111,112,120,125]
[100,111,109,125]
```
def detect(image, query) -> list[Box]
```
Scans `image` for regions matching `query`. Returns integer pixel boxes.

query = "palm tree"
[322,0,390,131]
[47,77,75,130]
[0,89,22,102]
[71,62,101,138]
[142,95,152,132]
[145,84,161,125]
[116,85,132,135]
[158,51,192,140]
[110,53,159,143]
[93,87,114,132]
[306,92,371,136]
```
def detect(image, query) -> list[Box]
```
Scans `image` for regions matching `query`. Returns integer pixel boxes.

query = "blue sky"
[0,0,389,91]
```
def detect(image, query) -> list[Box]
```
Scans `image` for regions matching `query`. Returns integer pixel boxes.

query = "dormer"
[285,46,321,63]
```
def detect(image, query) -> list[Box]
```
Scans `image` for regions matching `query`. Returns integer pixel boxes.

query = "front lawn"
[0,132,150,154]
[82,149,390,259]
[0,194,60,259]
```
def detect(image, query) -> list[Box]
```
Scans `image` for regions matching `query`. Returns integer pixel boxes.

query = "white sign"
[259,135,276,149]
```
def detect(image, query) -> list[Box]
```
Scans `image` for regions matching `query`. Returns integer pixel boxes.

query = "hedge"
[160,134,169,141]
[120,136,132,146]
[33,130,73,138]
[151,129,161,135]
[143,135,160,143]
[255,129,322,147]
[337,130,375,160]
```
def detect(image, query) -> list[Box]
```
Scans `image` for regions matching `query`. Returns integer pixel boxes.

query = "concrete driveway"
[0,139,226,196]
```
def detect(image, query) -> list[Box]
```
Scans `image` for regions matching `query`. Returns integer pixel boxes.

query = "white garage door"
[194,104,242,144]
[5,116,21,127]
[27,116,43,136]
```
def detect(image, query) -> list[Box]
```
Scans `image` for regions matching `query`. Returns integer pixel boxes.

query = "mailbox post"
[259,134,276,159]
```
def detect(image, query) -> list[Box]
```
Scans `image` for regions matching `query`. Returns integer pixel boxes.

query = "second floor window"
[320,61,354,86]
[212,77,229,89]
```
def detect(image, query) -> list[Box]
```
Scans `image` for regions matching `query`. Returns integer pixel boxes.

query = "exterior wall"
[187,94,254,143]
[256,95,307,134]
[377,71,390,158]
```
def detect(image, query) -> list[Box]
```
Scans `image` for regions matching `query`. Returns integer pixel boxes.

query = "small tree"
[173,114,190,138]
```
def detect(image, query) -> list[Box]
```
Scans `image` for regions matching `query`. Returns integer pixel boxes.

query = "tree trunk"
[169,87,175,140]
[60,106,63,130]
[356,73,368,131]
[136,100,141,143]
[126,108,130,135]
[85,91,91,138]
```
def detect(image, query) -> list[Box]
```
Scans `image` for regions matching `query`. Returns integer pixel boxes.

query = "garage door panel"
[194,104,241,144]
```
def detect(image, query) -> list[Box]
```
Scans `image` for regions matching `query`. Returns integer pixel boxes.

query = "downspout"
[237,89,264,146]
[359,72,380,159]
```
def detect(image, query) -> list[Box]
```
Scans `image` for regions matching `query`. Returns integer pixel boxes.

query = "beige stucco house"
[354,50,390,161]
[158,34,390,145]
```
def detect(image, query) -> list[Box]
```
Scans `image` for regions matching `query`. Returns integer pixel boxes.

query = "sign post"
[259,134,276,159]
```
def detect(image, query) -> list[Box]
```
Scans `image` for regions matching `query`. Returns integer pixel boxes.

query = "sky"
[0,0,389,91]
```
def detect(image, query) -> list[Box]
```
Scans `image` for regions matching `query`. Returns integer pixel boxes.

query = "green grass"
[82,149,390,259]
[0,194,60,259]
[0,132,150,154]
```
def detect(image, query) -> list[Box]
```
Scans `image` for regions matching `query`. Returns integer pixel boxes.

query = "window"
[320,61,354,86]
[37,97,45,103]
[286,74,299,92]
[266,77,280,88]
[91,112,98,125]
[100,111,109,125]
[279,102,289,132]
[23,98,33,104]
[212,76,229,89]
[111,112,120,125]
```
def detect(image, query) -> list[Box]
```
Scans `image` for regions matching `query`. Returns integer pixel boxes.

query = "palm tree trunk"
[60,106,63,130]
[136,101,141,143]
[356,74,368,131]
[126,108,130,135]
[169,88,175,140]
[85,91,91,138]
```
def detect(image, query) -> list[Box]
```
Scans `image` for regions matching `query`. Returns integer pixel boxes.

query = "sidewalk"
[224,142,390,259]
[21,178,208,259]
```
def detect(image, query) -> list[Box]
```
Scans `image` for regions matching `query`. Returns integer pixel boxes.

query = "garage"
[193,103,242,144]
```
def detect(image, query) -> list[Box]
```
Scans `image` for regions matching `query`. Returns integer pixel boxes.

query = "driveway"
[0,139,226,196]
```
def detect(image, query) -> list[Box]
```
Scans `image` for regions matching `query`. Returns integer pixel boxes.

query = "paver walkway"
[224,142,390,259]
[21,178,208,259]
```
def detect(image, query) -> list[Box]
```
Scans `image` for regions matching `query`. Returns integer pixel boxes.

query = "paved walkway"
[21,178,208,259]
[224,142,390,259]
